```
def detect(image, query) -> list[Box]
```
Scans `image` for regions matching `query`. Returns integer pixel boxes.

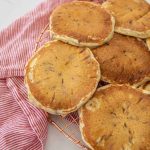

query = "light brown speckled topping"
[92,33,150,85]
[25,41,100,115]
[80,85,150,150]
[102,0,150,38]
[50,1,115,47]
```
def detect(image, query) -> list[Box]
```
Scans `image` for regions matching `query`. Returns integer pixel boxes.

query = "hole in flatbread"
[86,98,100,111]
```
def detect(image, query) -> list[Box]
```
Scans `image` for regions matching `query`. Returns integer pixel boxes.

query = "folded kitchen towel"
[0,0,102,149]
[0,0,72,149]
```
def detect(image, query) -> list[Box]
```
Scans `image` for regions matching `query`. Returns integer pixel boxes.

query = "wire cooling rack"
[35,24,88,150]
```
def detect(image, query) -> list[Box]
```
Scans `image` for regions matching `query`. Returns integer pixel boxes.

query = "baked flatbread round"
[79,84,150,150]
[50,1,115,48]
[147,38,150,50]
[92,33,150,85]
[102,0,150,38]
[25,41,100,115]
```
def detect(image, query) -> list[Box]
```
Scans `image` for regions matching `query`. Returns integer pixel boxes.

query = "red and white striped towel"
[0,0,102,149]
[0,0,72,149]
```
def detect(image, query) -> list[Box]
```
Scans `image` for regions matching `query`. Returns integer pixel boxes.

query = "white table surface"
[1,0,150,150]
[0,0,81,150]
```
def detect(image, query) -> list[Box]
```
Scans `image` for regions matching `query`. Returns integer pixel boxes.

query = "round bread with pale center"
[25,41,100,115]
[92,33,150,86]
[147,38,150,50]
[102,0,150,38]
[50,1,115,48]
[79,84,150,150]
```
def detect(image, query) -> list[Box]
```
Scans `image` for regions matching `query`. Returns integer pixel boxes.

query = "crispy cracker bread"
[102,0,150,38]
[50,1,115,48]
[79,84,150,150]
[92,33,150,85]
[25,41,100,115]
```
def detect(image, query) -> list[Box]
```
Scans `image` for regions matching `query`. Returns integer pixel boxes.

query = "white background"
[0,0,80,150]
[0,0,150,150]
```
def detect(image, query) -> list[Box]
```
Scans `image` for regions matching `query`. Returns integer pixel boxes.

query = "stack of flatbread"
[25,0,150,149]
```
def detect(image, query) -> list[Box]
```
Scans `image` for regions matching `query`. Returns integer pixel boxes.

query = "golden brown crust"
[92,33,150,85]
[50,1,115,47]
[102,0,150,38]
[25,41,100,115]
[79,84,150,150]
